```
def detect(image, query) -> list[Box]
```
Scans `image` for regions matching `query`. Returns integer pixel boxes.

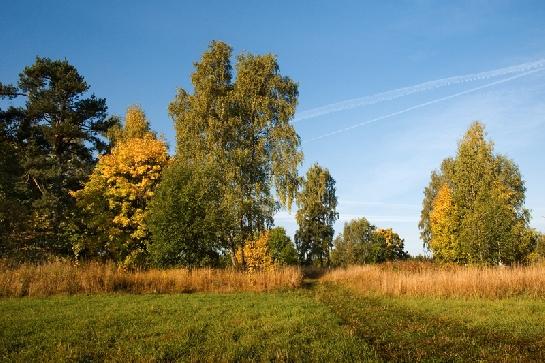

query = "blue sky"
[2,1,545,255]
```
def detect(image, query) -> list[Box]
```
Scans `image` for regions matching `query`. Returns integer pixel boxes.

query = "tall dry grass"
[322,261,545,298]
[0,260,303,297]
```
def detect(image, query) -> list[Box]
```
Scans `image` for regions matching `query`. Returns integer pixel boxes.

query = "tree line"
[1,41,543,268]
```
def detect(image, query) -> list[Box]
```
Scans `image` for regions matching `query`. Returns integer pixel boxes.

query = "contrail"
[294,58,545,123]
[305,68,545,143]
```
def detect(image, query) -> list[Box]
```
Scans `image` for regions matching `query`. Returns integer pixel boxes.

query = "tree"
[0,58,116,258]
[295,164,338,266]
[236,232,274,271]
[331,218,408,266]
[0,106,29,256]
[73,106,168,268]
[374,228,409,261]
[268,227,298,265]
[168,41,302,266]
[147,160,229,268]
[420,122,533,264]
[428,184,460,261]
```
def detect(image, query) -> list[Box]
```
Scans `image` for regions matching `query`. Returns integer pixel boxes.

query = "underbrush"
[0,260,303,297]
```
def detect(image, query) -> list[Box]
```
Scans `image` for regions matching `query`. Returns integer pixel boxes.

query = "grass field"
[316,284,545,362]
[0,291,375,362]
[2,263,545,362]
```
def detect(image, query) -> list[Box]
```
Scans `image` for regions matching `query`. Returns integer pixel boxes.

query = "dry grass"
[0,260,303,297]
[322,261,545,298]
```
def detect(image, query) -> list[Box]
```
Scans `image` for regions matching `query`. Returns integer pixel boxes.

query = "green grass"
[316,283,545,362]
[3,283,545,362]
[0,291,376,362]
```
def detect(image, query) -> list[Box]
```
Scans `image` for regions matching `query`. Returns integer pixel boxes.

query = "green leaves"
[331,218,408,266]
[420,122,533,264]
[168,41,302,264]
[0,57,112,258]
[295,164,338,266]
[147,160,228,268]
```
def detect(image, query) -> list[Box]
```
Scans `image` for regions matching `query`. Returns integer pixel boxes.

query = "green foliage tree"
[535,231,545,260]
[331,218,408,266]
[0,58,116,258]
[295,164,338,266]
[73,106,168,268]
[268,227,298,265]
[0,105,29,255]
[168,41,302,266]
[420,122,533,264]
[147,160,229,267]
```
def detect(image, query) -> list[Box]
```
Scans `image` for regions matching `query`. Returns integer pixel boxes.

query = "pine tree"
[0,58,116,258]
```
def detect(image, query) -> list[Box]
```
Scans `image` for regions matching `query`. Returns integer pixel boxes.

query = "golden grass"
[322,261,545,298]
[0,261,303,297]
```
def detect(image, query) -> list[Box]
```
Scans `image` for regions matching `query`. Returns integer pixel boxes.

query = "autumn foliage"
[421,122,537,264]
[72,106,168,268]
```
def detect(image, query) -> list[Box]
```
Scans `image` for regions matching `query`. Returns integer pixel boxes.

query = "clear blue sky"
[2,1,545,255]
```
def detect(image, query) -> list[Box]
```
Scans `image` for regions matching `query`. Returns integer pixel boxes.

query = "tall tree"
[295,164,338,266]
[420,122,534,264]
[0,58,116,257]
[168,41,302,265]
[73,106,168,268]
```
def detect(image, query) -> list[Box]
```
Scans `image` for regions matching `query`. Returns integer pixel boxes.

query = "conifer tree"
[0,58,116,257]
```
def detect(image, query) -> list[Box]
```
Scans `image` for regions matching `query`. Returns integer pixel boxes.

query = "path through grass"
[3,279,545,361]
[316,283,545,362]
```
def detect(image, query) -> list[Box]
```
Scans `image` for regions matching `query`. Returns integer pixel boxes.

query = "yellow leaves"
[73,107,169,267]
[95,136,167,236]
[375,228,395,247]
[124,105,150,139]
[236,231,274,271]
[429,184,459,261]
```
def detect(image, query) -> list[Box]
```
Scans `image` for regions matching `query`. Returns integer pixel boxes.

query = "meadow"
[2,261,545,362]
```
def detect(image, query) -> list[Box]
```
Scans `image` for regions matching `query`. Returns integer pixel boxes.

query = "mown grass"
[316,283,545,362]
[0,291,376,362]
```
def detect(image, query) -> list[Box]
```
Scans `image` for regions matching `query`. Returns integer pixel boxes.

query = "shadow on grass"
[301,266,329,289]
[315,283,545,362]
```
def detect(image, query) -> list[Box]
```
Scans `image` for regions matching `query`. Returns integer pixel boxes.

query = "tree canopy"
[73,106,168,268]
[331,218,408,266]
[0,57,116,259]
[168,41,303,265]
[420,122,535,264]
[295,163,338,266]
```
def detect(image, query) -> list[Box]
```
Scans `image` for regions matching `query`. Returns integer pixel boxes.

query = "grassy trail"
[314,283,545,362]
[2,278,545,362]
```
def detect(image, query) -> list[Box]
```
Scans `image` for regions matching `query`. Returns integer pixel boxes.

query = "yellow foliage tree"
[236,231,274,271]
[73,105,168,268]
[429,184,460,261]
